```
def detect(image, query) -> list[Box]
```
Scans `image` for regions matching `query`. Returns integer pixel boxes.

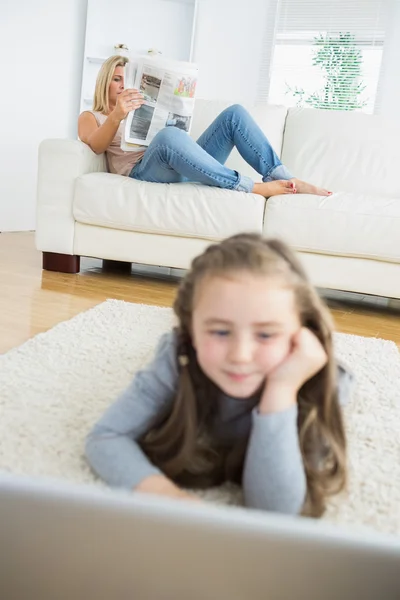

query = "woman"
[78,55,332,198]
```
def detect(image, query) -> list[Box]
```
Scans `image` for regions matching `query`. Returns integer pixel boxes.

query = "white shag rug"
[0,299,399,536]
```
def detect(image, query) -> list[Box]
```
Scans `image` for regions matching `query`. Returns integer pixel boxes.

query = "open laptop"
[0,472,399,600]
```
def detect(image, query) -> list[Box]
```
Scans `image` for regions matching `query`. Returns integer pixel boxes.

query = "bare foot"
[252,179,296,198]
[290,178,332,196]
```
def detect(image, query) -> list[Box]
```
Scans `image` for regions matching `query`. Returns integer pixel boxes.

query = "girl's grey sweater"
[85,331,352,514]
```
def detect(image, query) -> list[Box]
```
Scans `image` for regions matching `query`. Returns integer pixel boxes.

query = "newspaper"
[121,55,199,152]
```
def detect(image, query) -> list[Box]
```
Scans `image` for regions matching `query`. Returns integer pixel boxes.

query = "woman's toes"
[282,184,294,194]
[283,180,296,193]
[291,179,331,196]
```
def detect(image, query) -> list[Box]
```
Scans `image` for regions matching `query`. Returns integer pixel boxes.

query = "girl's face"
[191,273,302,398]
[108,66,125,106]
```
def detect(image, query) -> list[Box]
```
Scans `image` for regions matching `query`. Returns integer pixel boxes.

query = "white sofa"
[36,100,400,299]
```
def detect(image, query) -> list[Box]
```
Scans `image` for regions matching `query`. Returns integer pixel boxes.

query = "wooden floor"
[1,232,399,354]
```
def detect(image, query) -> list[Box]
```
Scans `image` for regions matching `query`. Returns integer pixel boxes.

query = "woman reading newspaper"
[78,55,332,198]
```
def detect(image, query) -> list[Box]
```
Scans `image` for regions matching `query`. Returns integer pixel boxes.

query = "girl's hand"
[175,490,204,503]
[268,327,328,390]
[258,328,328,414]
[111,88,145,121]
[134,474,203,503]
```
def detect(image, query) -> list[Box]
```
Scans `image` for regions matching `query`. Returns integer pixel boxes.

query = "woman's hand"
[111,88,145,121]
[258,328,328,414]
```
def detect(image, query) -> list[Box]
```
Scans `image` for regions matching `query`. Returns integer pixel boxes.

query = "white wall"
[376,0,400,119]
[193,0,271,103]
[0,0,88,232]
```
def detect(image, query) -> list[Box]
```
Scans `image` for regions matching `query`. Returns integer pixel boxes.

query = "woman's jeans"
[129,104,292,192]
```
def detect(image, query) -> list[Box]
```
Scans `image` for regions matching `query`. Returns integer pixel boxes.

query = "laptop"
[0,472,399,600]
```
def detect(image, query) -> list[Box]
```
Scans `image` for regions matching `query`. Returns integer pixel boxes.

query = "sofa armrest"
[35,139,107,255]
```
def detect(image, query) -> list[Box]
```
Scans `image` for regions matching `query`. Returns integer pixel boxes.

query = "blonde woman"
[86,233,351,517]
[78,55,332,198]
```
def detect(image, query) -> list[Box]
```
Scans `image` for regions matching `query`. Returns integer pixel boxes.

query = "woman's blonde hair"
[92,55,128,114]
[140,233,347,517]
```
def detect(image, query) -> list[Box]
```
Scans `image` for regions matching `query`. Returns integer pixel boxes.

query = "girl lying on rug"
[85,234,352,517]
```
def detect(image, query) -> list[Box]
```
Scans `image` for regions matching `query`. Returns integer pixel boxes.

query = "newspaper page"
[121,55,199,152]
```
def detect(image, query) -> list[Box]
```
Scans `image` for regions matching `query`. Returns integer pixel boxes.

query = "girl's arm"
[243,399,307,515]
[85,331,187,496]
[242,348,354,514]
[243,328,327,514]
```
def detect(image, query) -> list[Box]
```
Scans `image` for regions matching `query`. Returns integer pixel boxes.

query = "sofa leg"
[102,259,132,273]
[42,252,81,274]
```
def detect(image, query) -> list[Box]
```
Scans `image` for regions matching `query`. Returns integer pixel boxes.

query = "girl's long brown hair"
[141,233,347,516]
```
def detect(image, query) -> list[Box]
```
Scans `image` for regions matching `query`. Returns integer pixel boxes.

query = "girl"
[86,234,350,517]
[78,55,332,199]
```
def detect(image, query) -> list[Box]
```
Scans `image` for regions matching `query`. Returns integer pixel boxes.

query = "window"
[259,0,388,114]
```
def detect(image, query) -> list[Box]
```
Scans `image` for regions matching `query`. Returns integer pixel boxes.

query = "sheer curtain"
[257,0,390,114]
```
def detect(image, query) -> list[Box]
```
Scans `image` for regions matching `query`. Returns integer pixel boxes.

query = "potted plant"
[114,43,129,58]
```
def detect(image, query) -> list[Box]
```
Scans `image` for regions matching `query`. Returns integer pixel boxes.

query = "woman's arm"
[78,111,121,155]
[78,89,144,155]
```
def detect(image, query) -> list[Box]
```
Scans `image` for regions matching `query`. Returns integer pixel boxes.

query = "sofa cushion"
[73,173,265,240]
[281,107,400,197]
[263,192,400,263]
[190,100,288,182]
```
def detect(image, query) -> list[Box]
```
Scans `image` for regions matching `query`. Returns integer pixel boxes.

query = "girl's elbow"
[275,497,304,516]
[84,431,97,461]
[245,497,303,516]
[244,487,306,515]
[84,425,106,460]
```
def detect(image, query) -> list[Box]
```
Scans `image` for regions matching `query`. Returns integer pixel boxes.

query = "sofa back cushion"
[281,107,400,196]
[190,100,288,181]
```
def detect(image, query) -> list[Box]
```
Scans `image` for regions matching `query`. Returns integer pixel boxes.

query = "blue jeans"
[129,104,292,192]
